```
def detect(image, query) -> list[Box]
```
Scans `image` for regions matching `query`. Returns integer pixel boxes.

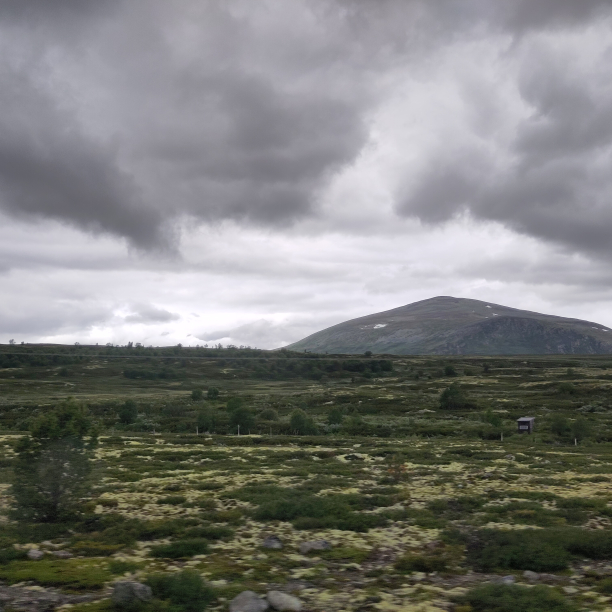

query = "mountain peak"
[286,297,612,355]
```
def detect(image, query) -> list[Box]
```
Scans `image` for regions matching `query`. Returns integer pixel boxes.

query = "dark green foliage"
[146,570,215,612]
[108,560,140,575]
[467,528,612,572]
[149,539,209,559]
[225,397,243,412]
[444,365,457,377]
[254,494,387,532]
[551,414,570,436]
[395,554,447,573]
[191,389,203,401]
[183,526,233,541]
[289,409,318,435]
[196,410,217,433]
[455,584,577,612]
[229,407,255,433]
[558,382,577,395]
[0,548,27,564]
[206,387,219,400]
[11,399,97,523]
[258,408,278,421]
[439,383,473,410]
[119,400,138,425]
[571,417,591,441]
[328,407,344,425]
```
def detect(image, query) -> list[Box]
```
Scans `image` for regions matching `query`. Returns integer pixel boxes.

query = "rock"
[523,570,540,581]
[112,582,153,607]
[299,540,331,554]
[424,540,445,551]
[267,591,302,612]
[27,549,44,560]
[51,550,73,559]
[262,536,283,550]
[504,454,515,460]
[500,575,515,585]
[229,591,269,612]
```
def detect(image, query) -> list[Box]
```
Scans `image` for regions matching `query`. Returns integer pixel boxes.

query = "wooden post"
[237,424,240,436]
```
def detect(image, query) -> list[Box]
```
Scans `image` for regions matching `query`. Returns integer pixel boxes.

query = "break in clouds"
[1,0,612,346]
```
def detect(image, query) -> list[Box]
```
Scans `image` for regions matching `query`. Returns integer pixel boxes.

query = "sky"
[2,0,612,349]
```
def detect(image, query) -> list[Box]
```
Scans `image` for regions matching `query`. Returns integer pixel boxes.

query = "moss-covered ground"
[0,345,612,610]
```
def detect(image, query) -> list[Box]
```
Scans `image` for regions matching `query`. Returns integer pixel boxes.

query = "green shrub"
[455,584,577,612]
[328,407,344,425]
[258,408,279,421]
[146,570,215,612]
[206,388,219,400]
[150,539,209,559]
[119,400,138,425]
[395,554,447,573]
[0,548,27,564]
[439,383,474,410]
[184,526,233,541]
[191,389,203,401]
[289,409,318,435]
[468,529,570,572]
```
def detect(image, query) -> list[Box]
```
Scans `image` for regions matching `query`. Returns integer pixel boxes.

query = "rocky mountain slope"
[286,296,612,355]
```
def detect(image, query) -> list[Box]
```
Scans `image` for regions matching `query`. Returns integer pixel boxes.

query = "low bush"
[146,570,215,612]
[150,539,209,559]
[454,584,577,612]
[395,554,447,573]
[108,560,140,575]
[184,526,234,541]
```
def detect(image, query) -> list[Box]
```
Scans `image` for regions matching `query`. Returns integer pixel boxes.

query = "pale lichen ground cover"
[2,434,609,611]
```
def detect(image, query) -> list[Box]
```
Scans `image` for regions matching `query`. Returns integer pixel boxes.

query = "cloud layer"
[1,1,612,346]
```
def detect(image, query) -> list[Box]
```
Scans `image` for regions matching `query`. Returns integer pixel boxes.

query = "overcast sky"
[2,0,612,348]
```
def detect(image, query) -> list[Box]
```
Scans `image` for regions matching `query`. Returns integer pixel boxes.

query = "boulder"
[298,540,331,555]
[229,591,269,612]
[262,536,283,550]
[27,549,44,560]
[112,582,153,607]
[523,570,540,581]
[51,550,73,559]
[499,575,515,585]
[504,454,516,460]
[267,591,302,612]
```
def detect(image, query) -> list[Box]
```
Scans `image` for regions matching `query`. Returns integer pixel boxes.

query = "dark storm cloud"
[0,67,169,251]
[1,0,612,256]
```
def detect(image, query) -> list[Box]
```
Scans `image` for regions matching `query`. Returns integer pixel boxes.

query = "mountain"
[286,296,612,355]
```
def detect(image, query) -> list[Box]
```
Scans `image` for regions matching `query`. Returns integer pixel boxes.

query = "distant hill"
[286,296,612,355]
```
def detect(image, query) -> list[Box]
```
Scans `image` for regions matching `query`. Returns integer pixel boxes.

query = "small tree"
[226,397,243,412]
[571,417,590,444]
[197,409,216,434]
[290,409,317,435]
[11,399,97,523]
[439,383,472,410]
[328,407,344,425]
[118,399,138,424]
[550,414,570,437]
[206,387,219,400]
[444,365,457,377]
[191,389,203,401]
[229,407,255,434]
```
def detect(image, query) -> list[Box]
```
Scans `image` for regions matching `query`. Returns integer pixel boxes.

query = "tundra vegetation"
[0,344,611,611]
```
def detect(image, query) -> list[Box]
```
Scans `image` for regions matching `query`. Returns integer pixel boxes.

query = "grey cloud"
[0,67,169,250]
[398,37,612,257]
[1,0,612,254]
[124,305,180,324]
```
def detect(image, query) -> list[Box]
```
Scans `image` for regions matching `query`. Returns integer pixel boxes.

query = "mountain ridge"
[286,296,612,355]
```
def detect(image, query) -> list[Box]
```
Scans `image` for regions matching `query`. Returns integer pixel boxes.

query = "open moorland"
[1,344,612,612]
